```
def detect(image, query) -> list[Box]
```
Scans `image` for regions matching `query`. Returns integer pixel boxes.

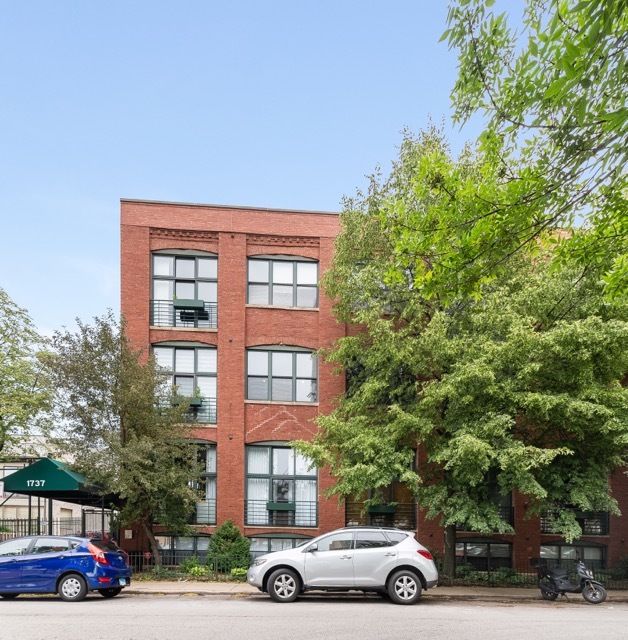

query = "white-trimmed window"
[246,348,317,403]
[247,258,318,308]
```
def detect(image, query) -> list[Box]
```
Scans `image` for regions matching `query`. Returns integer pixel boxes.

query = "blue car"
[0,535,132,601]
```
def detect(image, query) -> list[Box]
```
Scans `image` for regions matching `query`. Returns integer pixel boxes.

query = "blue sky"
[0,1,484,335]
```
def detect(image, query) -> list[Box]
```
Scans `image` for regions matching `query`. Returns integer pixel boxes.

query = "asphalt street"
[1,594,627,640]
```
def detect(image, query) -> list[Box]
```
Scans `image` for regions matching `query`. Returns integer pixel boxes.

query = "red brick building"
[121,199,348,560]
[121,198,627,571]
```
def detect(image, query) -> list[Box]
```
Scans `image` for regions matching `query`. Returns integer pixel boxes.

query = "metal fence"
[128,551,250,576]
[452,559,628,590]
[0,512,112,538]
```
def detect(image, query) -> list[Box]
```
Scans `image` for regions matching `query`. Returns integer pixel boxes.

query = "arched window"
[245,444,317,527]
[151,252,218,328]
[154,343,217,423]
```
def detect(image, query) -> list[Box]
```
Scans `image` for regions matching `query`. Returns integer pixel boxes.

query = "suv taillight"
[88,542,110,566]
[417,550,434,561]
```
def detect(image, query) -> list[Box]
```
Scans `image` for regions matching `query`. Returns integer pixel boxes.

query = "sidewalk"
[125,580,628,603]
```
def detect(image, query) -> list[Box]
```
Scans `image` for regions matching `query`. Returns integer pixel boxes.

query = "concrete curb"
[123,582,628,603]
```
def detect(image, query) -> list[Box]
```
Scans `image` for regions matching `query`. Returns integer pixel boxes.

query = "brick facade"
[121,200,346,552]
[121,198,627,570]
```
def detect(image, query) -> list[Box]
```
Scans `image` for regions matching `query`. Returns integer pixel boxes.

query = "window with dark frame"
[246,348,318,403]
[245,445,318,527]
[455,540,513,571]
[540,543,606,569]
[247,258,318,308]
[249,536,312,559]
[153,345,217,423]
[151,253,218,328]
[189,445,217,525]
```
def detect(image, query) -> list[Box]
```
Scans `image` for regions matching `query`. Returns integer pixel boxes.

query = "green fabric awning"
[2,457,115,506]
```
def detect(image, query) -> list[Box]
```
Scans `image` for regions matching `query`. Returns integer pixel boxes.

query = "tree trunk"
[141,521,162,567]
[442,523,456,582]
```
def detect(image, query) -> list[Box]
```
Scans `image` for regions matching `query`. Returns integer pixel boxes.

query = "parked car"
[0,535,132,602]
[247,526,438,604]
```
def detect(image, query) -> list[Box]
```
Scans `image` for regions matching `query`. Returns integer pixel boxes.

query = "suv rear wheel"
[268,568,300,603]
[388,570,422,605]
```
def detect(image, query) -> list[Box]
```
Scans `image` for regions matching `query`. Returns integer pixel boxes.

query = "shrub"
[146,565,176,580]
[180,556,201,573]
[230,567,248,580]
[491,567,525,585]
[188,565,208,577]
[610,556,628,580]
[206,520,251,573]
[456,564,476,579]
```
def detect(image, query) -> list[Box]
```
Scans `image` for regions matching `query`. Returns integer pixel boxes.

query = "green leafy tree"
[0,287,49,455]
[410,0,628,300]
[206,520,251,572]
[296,129,628,578]
[41,311,201,564]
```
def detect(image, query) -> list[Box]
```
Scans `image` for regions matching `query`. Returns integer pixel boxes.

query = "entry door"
[303,531,354,587]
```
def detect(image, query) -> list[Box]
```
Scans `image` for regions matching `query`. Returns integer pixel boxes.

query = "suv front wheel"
[267,568,300,603]
[388,570,422,605]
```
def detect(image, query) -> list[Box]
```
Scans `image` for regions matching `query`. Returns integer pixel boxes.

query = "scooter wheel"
[582,584,607,604]
[541,590,558,601]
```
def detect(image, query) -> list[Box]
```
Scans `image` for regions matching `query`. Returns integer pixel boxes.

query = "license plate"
[119,578,127,586]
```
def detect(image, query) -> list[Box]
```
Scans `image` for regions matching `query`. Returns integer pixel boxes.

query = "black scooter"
[531,557,607,604]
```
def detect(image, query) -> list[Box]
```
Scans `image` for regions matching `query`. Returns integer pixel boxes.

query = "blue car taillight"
[88,542,111,566]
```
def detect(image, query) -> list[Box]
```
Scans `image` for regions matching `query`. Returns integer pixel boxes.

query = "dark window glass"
[247,258,318,308]
[32,538,72,554]
[247,349,317,403]
[385,532,410,545]
[355,531,390,549]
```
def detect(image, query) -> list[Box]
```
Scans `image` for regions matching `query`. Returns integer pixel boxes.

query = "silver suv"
[247,527,438,605]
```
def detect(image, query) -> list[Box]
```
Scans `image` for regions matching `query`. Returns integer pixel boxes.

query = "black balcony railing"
[190,500,217,525]
[151,300,218,329]
[160,397,217,424]
[457,506,515,532]
[541,510,609,536]
[345,502,417,530]
[245,500,318,527]
[182,398,217,424]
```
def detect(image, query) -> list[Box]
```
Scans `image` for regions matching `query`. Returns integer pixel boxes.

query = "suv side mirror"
[306,543,318,553]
